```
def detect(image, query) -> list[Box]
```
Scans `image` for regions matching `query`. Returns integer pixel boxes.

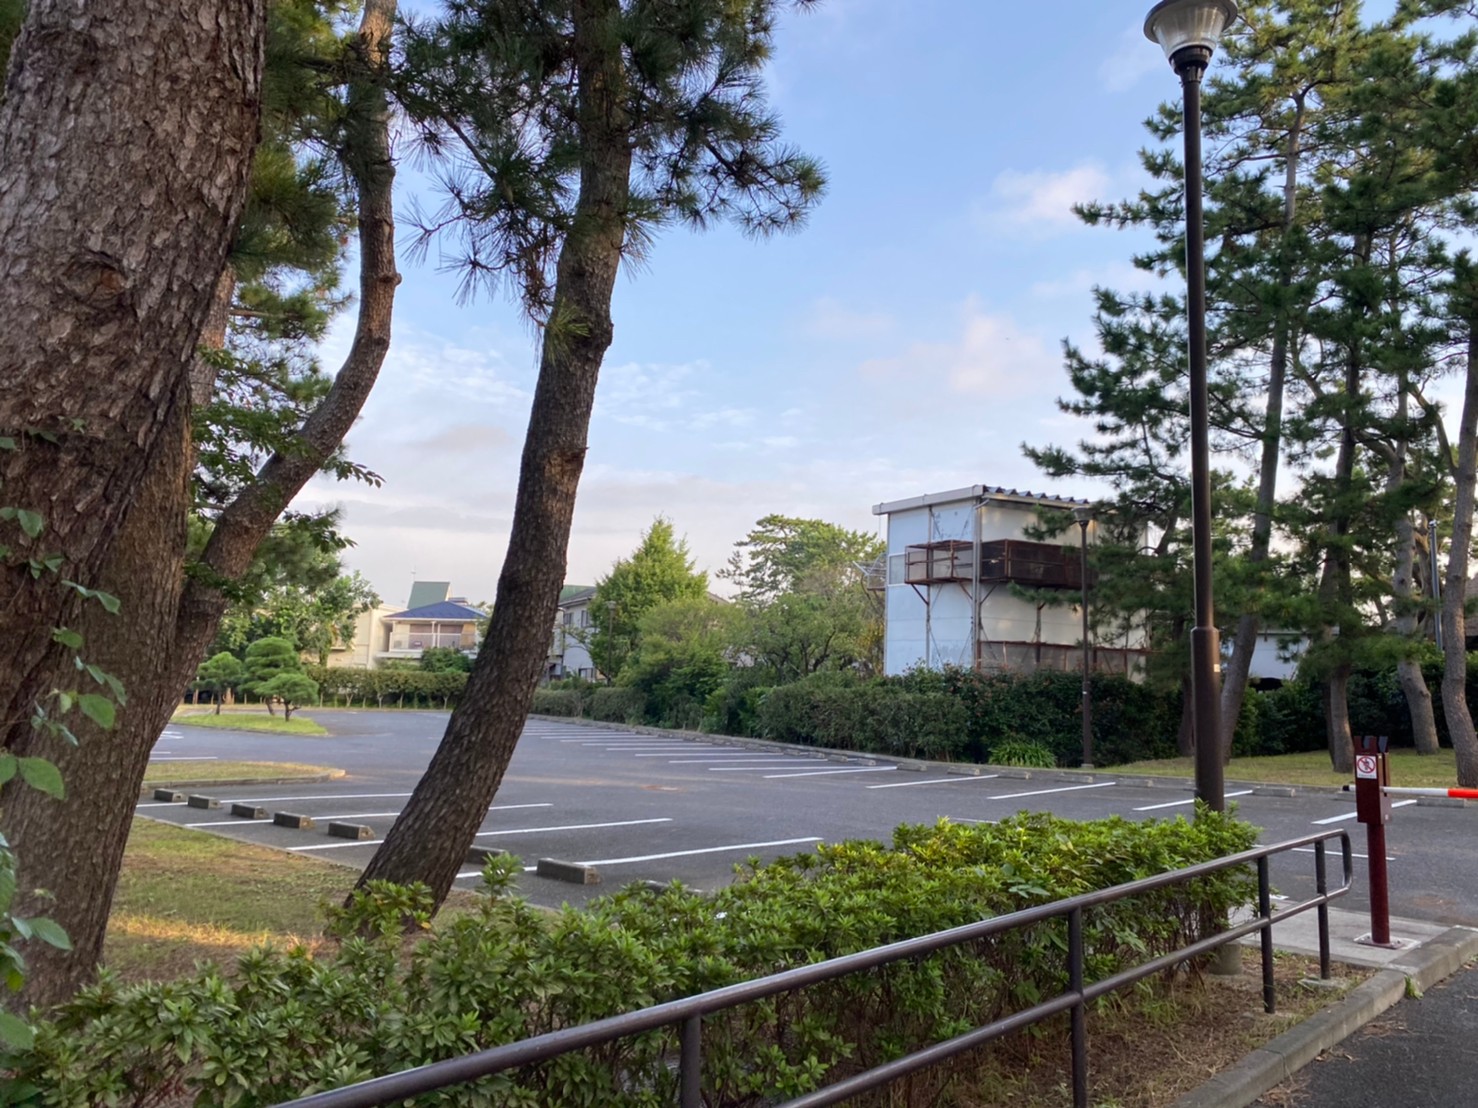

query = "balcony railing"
[386,633,471,652]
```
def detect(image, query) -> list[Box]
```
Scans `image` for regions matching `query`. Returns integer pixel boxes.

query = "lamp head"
[1072,505,1094,526]
[1144,0,1238,71]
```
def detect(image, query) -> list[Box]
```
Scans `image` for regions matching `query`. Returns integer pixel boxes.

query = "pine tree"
[357,0,824,908]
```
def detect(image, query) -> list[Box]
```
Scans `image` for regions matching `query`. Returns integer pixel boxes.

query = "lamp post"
[1145,0,1238,814]
[1072,505,1094,769]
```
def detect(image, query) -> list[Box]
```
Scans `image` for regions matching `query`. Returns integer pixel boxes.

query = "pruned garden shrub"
[530,688,584,717]
[5,811,1255,1107]
[588,687,647,724]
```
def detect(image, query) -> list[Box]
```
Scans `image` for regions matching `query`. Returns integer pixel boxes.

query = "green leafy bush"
[987,736,1056,768]
[588,687,647,724]
[7,812,1256,1107]
[309,666,468,709]
[756,677,968,759]
[530,689,583,717]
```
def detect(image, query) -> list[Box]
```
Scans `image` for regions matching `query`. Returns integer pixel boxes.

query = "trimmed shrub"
[531,689,583,717]
[8,812,1256,1107]
[757,678,968,759]
[987,736,1055,768]
[589,687,647,724]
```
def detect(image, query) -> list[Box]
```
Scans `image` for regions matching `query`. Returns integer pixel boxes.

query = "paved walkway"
[1251,960,1478,1107]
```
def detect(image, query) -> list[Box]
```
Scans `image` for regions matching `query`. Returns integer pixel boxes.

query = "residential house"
[872,485,1149,677]
[325,581,484,668]
[548,585,598,681]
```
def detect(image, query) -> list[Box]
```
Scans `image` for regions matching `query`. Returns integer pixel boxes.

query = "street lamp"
[1145,0,1238,814]
[1072,505,1094,769]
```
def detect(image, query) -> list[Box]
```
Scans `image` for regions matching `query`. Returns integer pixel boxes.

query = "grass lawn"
[107,821,476,984]
[143,760,343,787]
[172,708,328,736]
[1117,747,1461,789]
[106,820,357,982]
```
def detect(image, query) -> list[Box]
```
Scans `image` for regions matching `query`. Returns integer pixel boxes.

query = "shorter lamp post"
[1072,506,1094,769]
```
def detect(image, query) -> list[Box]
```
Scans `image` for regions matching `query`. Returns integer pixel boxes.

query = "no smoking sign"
[1355,754,1379,779]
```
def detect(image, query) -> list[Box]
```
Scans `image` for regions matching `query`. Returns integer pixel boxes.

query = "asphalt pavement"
[145,709,1478,923]
[1248,960,1478,1108]
[146,710,1478,1106]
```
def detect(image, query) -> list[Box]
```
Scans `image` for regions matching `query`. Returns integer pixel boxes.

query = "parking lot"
[141,711,1478,921]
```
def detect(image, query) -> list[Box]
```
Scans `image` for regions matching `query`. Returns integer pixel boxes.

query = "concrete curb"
[1171,926,1478,1108]
[137,770,346,796]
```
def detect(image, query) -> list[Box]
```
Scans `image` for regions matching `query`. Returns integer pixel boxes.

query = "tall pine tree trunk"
[1441,277,1478,787]
[1389,383,1440,755]
[2,0,398,1008]
[357,0,634,909]
[0,0,266,750]
[1220,96,1305,753]
[1318,298,1364,776]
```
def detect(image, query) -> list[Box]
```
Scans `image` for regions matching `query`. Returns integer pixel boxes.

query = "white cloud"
[857,298,1062,399]
[1100,24,1165,93]
[595,360,703,430]
[1030,262,1162,300]
[976,163,1112,234]
[405,423,512,454]
[802,296,895,340]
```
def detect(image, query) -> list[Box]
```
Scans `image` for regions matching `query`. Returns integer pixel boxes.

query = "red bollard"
[1353,735,1392,946]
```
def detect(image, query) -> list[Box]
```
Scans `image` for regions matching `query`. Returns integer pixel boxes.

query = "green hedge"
[8,811,1256,1107]
[589,687,647,724]
[757,678,969,759]
[530,689,584,717]
[308,666,468,709]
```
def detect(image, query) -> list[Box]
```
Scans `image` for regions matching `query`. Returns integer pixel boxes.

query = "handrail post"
[1257,856,1274,1014]
[1315,840,1330,980]
[1069,907,1088,1108]
[680,1015,703,1108]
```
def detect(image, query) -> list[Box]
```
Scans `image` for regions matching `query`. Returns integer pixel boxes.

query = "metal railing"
[276,829,1352,1108]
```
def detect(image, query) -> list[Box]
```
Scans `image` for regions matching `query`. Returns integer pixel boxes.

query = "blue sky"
[301,2,1245,606]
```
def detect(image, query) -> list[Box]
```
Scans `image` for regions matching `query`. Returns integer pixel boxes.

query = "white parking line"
[473,817,672,839]
[1133,790,1253,811]
[763,766,898,779]
[706,764,820,772]
[293,817,675,854]
[1293,846,1375,860]
[649,755,778,761]
[453,835,827,876]
[149,756,219,762]
[986,781,1118,800]
[163,802,556,830]
[866,775,1002,790]
[1312,800,1417,825]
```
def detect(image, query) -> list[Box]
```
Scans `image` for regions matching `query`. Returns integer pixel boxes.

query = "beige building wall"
[326,603,399,669]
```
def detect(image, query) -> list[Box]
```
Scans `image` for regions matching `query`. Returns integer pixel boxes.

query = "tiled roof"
[387,601,485,621]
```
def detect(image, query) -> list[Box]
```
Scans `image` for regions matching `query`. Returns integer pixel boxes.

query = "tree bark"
[1389,382,1440,755]
[0,0,266,738]
[1219,97,1305,751]
[357,0,633,909]
[1441,299,1478,787]
[1,0,398,1009]
[1322,663,1353,772]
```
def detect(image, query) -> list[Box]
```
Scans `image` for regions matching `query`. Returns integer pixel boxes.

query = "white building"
[547,585,599,681]
[872,485,1149,678]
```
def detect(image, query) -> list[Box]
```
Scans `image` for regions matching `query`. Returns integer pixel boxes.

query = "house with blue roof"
[325,581,486,668]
